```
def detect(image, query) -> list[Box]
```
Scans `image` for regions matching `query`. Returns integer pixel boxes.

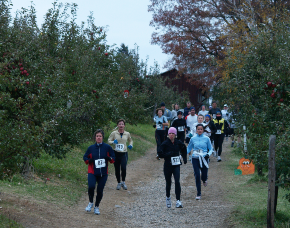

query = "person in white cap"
[157,127,187,208]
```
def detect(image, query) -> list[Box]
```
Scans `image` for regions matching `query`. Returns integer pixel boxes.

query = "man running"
[208,101,221,119]
[171,110,187,143]
[198,105,209,118]
[160,102,172,135]
[185,108,198,144]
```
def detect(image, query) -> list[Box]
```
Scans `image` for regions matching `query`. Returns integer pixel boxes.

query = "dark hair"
[198,114,204,119]
[93,129,104,141]
[195,124,205,130]
[156,108,164,115]
[212,101,217,104]
[117,119,126,125]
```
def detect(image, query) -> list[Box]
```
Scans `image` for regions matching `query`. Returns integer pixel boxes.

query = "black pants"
[214,133,225,156]
[114,151,128,183]
[88,173,108,207]
[164,164,181,200]
[177,132,185,143]
[155,130,166,152]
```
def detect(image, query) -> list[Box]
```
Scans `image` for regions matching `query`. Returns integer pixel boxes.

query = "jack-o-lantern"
[237,157,255,175]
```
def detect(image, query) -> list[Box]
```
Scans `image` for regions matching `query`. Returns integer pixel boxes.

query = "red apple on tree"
[267,81,272,88]
[280,98,284,102]
[20,67,24,71]
[23,70,27,74]
[270,93,275,98]
[105,53,108,56]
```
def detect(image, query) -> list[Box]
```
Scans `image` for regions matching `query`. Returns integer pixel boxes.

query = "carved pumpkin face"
[237,157,255,175]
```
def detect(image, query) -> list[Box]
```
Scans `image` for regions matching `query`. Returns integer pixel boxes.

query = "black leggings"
[114,151,128,183]
[155,130,166,152]
[177,132,185,143]
[88,173,108,207]
[214,133,225,156]
[164,164,181,200]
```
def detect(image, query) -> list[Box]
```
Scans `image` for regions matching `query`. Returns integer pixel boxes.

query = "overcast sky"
[9,0,171,71]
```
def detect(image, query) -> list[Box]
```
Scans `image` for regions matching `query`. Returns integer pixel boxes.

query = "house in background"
[160,68,208,110]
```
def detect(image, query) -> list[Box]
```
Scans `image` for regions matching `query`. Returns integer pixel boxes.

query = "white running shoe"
[85,202,93,212]
[176,200,183,208]
[212,150,216,157]
[94,207,100,215]
[195,196,201,200]
[121,182,127,190]
[166,197,172,208]
[116,183,122,190]
[217,156,222,162]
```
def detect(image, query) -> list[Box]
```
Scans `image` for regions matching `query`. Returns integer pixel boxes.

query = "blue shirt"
[187,133,213,158]
[153,115,167,130]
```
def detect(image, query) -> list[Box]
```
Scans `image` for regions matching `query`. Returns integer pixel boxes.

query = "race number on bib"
[216,130,221,134]
[178,126,184,132]
[115,144,125,151]
[156,124,162,129]
[95,159,106,168]
[171,156,181,165]
[213,114,216,119]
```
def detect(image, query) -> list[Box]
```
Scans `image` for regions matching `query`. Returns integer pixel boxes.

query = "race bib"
[95,159,106,168]
[216,130,221,134]
[171,156,181,165]
[178,126,184,132]
[156,124,162,129]
[115,144,125,151]
[213,114,216,119]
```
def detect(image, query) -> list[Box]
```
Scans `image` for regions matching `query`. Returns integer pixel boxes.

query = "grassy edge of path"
[221,142,290,228]
[0,123,155,227]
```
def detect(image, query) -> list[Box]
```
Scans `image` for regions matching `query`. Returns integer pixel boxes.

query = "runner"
[198,105,209,117]
[208,101,221,119]
[154,108,169,159]
[191,114,208,137]
[171,110,187,143]
[213,111,229,162]
[83,129,115,215]
[157,127,187,208]
[183,101,193,117]
[108,119,133,190]
[187,124,213,200]
[171,103,180,121]
[221,104,231,141]
[185,108,198,144]
[160,102,172,136]
[204,114,217,145]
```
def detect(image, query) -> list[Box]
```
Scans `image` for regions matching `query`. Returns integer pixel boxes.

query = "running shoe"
[121,182,127,190]
[203,181,208,187]
[176,200,183,208]
[217,156,222,162]
[156,154,160,160]
[196,196,201,200]
[85,202,93,212]
[116,183,122,190]
[94,207,100,215]
[166,197,172,208]
[212,150,216,157]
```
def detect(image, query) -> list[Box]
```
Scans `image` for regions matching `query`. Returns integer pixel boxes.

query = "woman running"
[154,108,169,159]
[108,119,133,190]
[171,110,187,143]
[83,129,115,215]
[187,124,213,200]
[158,127,187,208]
[204,114,217,154]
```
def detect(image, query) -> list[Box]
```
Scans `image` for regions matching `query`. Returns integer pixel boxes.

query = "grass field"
[223,146,290,228]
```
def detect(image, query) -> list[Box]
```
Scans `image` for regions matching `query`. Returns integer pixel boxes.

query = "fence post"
[267,135,276,228]
[243,125,247,152]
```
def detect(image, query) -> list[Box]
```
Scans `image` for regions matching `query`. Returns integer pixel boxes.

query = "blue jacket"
[187,134,213,158]
[83,143,115,176]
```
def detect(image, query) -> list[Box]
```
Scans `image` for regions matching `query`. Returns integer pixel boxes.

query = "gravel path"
[1,141,234,227]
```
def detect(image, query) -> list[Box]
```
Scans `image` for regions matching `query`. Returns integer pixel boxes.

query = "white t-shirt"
[198,110,209,117]
[186,115,198,137]
[221,110,231,121]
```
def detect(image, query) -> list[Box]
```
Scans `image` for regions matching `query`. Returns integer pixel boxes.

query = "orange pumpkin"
[237,157,255,175]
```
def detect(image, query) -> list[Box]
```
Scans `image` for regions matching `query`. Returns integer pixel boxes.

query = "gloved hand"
[153,124,156,128]
[183,159,187,164]
[128,145,133,150]
[189,133,193,138]
[104,156,112,161]
[187,127,190,131]
[204,154,209,159]
[113,139,118,144]
[158,121,162,125]
[88,158,94,164]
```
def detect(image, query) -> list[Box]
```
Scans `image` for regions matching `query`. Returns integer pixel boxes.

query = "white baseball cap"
[224,104,228,107]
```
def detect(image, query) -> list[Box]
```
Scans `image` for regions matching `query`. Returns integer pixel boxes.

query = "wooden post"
[267,135,276,228]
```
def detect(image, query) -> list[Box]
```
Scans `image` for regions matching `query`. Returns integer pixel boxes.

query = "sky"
[9,0,171,71]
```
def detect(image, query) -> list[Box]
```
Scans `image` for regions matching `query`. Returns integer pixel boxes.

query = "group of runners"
[82,101,235,214]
